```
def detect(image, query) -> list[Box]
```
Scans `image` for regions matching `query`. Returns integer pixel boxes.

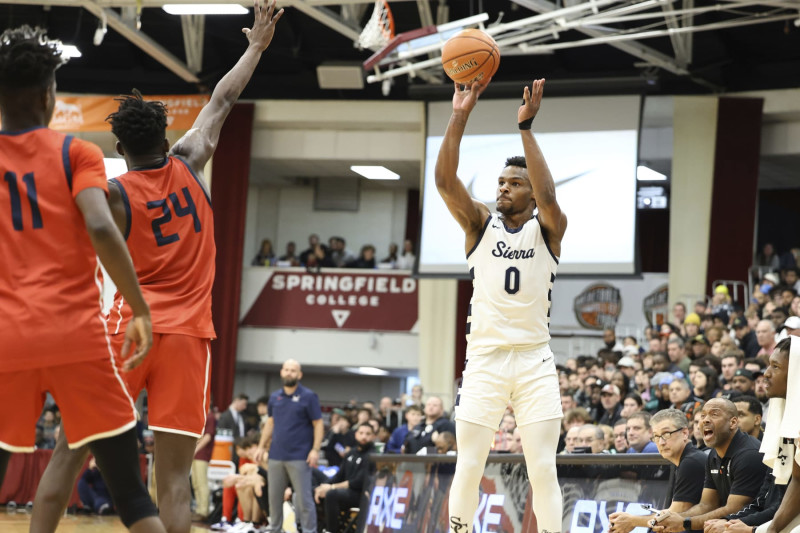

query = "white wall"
[232,370,405,406]
[244,184,408,263]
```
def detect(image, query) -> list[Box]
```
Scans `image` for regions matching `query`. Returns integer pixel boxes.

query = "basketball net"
[358,0,395,50]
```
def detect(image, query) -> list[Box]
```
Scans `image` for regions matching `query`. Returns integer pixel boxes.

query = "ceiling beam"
[81,1,200,83]
[509,0,686,76]
[2,0,418,6]
[279,0,362,42]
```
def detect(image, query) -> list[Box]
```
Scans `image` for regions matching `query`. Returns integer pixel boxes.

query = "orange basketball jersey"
[0,127,110,372]
[107,156,216,339]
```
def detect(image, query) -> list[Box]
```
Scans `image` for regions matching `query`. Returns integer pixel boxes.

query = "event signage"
[241,268,418,331]
[642,284,669,327]
[361,460,668,533]
[573,283,623,329]
[0,94,210,132]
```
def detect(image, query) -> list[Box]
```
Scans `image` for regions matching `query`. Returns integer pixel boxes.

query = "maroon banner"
[242,269,418,331]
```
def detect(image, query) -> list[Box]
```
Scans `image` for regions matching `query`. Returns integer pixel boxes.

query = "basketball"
[441,28,500,85]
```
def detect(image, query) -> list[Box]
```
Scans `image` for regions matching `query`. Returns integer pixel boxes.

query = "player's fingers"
[121,337,132,358]
[272,8,285,23]
[242,28,250,35]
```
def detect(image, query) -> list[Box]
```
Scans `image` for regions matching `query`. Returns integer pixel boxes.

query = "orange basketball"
[441,28,500,85]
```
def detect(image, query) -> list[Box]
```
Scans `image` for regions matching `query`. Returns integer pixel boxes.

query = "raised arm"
[170,0,283,175]
[518,79,567,257]
[434,81,491,254]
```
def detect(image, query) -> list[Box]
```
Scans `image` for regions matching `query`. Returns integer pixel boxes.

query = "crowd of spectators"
[250,234,416,270]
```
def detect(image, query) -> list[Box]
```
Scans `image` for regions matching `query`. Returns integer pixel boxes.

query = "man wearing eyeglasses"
[609,408,706,533]
[650,398,767,533]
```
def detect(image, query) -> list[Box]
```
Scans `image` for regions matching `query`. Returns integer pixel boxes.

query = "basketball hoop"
[358,0,395,51]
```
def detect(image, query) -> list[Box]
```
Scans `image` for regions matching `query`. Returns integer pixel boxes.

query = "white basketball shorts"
[454,343,563,430]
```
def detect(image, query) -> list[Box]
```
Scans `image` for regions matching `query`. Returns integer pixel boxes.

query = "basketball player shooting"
[436,79,567,533]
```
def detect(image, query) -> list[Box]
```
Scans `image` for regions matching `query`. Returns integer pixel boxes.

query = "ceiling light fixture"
[343,366,390,376]
[58,44,82,59]
[350,165,400,180]
[636,165,667,181]
[162,4,249,15]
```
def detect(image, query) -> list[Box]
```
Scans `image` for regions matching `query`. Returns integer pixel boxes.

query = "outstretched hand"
[452,80,491,115]
[243,0,284,52]
[518,79,545,124]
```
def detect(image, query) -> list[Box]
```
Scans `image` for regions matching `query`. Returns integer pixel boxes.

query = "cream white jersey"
[466,213,559,355]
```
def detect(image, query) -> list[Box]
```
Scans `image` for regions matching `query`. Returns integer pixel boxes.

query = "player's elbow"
[83,215,119,243]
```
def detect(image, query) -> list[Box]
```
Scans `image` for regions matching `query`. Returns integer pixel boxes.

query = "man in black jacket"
[315,423,376,533]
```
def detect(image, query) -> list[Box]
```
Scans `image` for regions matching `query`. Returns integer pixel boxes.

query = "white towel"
[760,335,800,484]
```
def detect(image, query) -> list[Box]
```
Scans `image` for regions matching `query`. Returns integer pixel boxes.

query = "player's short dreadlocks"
[0,25,67,91]
[106,89,168,156]
[504,156,527,169]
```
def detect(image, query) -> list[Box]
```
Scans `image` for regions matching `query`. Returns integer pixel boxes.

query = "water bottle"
[6,501,16,513]
[25,501,33,513]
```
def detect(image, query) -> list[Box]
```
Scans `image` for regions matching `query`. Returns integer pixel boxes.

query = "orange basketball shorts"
[0,355,137,452]
[113,333,211,438]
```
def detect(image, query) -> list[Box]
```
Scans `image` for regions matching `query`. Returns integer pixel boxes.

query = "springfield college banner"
[241,268,418,331]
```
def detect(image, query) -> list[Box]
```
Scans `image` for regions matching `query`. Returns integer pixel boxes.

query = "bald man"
[256,359,323,533]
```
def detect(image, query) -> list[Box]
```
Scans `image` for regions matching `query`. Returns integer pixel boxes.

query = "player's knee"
[116,492,159,528]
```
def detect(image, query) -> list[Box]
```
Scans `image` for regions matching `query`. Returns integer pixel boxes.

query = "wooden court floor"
[1,511,212,532]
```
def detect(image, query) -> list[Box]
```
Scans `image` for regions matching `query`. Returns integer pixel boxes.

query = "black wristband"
[518,117,534,130]
[683,517,692,531]
[752,527,757,533]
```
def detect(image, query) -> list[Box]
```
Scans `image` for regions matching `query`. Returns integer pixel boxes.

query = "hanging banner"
[16,94,210,132]
[241,267,418,332]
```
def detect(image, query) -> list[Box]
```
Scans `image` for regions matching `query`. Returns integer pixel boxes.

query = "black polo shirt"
[666,442,707,505]
[703,430,766,503]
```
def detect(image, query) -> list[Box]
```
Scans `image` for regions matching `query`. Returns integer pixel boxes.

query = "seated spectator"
[252,238,275,266]
[692,366,720,402]
[731,369,758,395]
[315,423,376,533]
[403,396,454,454]
[561,426,580,454]
[685,313,702,339]
[609,409,706,533]
[598,384,623,427]
[668,338,692,375]
[346,245,376,269]
[621,393,644,419]
[691,407,709,452]
[652,398,767,533]
[386,406,422,454]
[378,396,401,432]
[509,427,523,454]
[576,424,607,454]
[668,379,703,421]
[756,320,777,358]
[561,392,577,413]
[328,236,356,268]
[380,243,399,266]
[78,456,113,515]
[492,412,517,452]
[612,418,628,453]
[278,241,299,266]
[321,411,353,466]
[756,243,781,270]
[299,234,323,266]
[626,412,658,453]
[396,239,416,270]
[563,407,593,430]
[733,395,763,440]
[35,408,58,450]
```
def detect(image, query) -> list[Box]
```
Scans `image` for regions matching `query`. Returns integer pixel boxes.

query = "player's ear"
[162,138,170,153]
[115,141,125,157]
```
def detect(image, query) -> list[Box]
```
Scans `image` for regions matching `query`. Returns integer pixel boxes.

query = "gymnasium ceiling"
[2,0,800,101]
